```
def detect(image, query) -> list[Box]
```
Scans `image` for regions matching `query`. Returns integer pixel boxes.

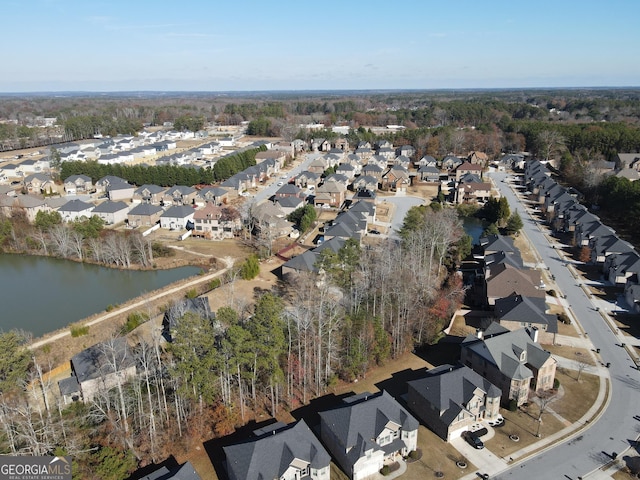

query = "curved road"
[490,171,640,479]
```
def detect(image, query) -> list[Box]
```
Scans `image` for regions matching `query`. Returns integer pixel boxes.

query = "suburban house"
[95,175,129,194]
[192,202,241,240]
[0,194,51,223]
[604,251,640,286]
[133,184,167,205]
[106,180,136,201]
[195,186,229,206]
[275,196,305,216]
[407,364,502,441]
[319,391,419,480]
[294,171,321,189]
[455,161,483,181]
[163,185,198,206]
[442,155,463,170]
[91,201,129,225]
[160,205,196,231]
[127,203,163,228]
[255,149,287,168]
[24,173,55,195]
[58,338,136,403]
[467,151,488,165]
[57,199,95,222]
[64,174,93,195]
[417,165,441,183]
[314,181,346,208]
[455,181,492,204]
[494,294,558,344]
[460,325,557,406]
[381,166,410,192]
[274,183,303,199]
[478,234,518,258]
[352,175,379,192]
[589,234,634,264]
[281,237,347,278]
[224,420,331,480]
[485,262,544,305]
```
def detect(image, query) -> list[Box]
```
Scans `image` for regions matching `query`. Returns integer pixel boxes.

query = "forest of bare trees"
[0,206,465,478]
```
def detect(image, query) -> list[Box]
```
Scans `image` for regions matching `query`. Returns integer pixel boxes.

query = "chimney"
[529,326,539,343]
[476,329,483,340]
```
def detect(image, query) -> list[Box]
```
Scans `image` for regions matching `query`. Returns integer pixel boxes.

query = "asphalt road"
[489,171,640,479]
[384,195,426,238]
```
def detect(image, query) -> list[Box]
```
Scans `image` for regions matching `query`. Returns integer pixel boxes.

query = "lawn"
[549,369,601,423]
[545,345,597,366]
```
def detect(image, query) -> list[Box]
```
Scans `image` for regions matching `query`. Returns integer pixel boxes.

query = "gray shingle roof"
[92,200,128,214]
[129,203,163,216]
[71,338,135,384]
[319,391,418,470]
[494,295,558,333]
[59,199,94,212]
[224,420,330,480]
[161,205,196,219]
[407,364,501,424]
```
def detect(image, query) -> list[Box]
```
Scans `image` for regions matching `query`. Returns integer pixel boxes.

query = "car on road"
[462,431,484,449]
[277,182,284,186]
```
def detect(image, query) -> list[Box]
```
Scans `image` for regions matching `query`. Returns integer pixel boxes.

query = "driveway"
[383,195,426,238]
[488,171,640,480]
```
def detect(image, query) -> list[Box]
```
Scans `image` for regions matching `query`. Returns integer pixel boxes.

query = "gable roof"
[407,364,501,424]
[463,328,554,380]
[128,203,163,216]
[161,205,196,219]
[319,390,418,468]
[486,263,544,299]
[494,295,558,333]
[92,200,128,214]
[224,420,330,480]
[59,199,94,212]
[71,338,135,384]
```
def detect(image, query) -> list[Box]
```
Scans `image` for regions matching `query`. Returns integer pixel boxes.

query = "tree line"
[59,146,265,186]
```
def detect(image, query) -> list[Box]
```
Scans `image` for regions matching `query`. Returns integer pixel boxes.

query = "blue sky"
[2,0,639,92]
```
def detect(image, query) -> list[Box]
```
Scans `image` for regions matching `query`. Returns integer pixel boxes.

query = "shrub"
[185,288,198,299]
[70,325,89,337]
[152,242,175,257]
[240,254,260,280]
[508,399,518,412]
[554,378,560,389]
[209,278,221,290]
[409,450,419,460]
[380,465,391,476]
[121,312,149,334]
[106,304,119,312]
[557,312,570,324]
[547,289,557,297]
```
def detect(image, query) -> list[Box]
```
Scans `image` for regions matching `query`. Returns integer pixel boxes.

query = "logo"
[0,456,71,480]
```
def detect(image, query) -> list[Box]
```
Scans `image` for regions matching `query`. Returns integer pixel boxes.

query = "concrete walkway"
[29,256,234,350]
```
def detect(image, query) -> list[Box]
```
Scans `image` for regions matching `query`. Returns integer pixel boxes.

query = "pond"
[462,216,485,244]
[0,254,202,337]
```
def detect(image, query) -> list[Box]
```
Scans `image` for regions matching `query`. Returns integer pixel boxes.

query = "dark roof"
[224,420,330,480]
[163,298,214,340]
[129,203,163,216]
[59,199,94,212]
[319,391,418,470]
[407,364,501,424]
[92,200,128,214]
[479,234,517,253]
[161,205,196,219]
[494,295,558,333]
[71,338,135,384]
[282,250,318,273]
[58,376,80,396]
[139,462,201,480]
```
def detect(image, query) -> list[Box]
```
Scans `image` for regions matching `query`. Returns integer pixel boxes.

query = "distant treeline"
[59,146,265,186]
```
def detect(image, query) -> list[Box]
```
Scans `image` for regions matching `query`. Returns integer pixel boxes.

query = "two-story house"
[319,391,419,480]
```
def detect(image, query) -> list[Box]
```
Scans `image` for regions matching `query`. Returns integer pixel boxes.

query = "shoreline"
[29,255,233,351]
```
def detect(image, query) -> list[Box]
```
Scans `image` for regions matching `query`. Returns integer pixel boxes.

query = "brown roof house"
[314,180,346,208]
[192,202,241,240]
[494,294,558,344]
[455,161,483,181]
[485,263,543,306]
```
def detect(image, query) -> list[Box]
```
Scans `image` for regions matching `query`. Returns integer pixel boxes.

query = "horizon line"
[1,86,640,96]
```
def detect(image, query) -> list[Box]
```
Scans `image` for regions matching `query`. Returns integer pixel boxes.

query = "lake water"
[0,254,202,337]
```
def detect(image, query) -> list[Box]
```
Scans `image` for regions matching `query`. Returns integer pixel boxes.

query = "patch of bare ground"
[545,345,596,366]
[512,232,539,265]
[550,370,600,423]
[407,183,440,202]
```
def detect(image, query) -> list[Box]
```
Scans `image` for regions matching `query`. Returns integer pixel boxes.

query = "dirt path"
[29,256,234,351]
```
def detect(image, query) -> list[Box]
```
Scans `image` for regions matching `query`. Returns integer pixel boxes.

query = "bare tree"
[575,353,591,382]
